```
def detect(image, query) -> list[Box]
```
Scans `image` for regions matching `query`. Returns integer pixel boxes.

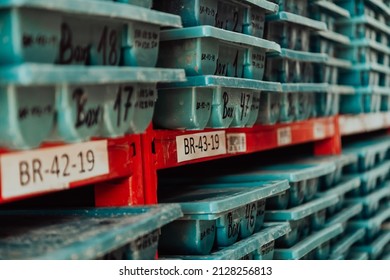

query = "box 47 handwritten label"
[1,140,109,199]
[176,131,227,163]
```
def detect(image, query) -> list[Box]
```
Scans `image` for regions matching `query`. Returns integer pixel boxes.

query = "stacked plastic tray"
[0,204,183,259]
[309,0,356,117]
[153,0,285,129]
[261,0,333,124]
[333,0,390,114]
[342,136,390,259]
[157,180,291,260]
[0,0,185,150]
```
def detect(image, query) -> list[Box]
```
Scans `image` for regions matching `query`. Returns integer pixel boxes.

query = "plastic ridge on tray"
[273,223,344,260]
[0,204,183,260]
[352,231,390,260]
[312,0,351,18]
[266,12,327,30]
[328,228,366,260]
[323,204,363,228]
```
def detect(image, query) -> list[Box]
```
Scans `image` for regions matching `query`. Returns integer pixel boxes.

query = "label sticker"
[313,123,326,139]
[176,131,226,162]
[277,127,292,146]
[227,133,247,154]
[1,140,109,199]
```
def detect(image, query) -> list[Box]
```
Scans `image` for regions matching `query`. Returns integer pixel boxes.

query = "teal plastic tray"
[271,0,308,16]
[340,92,384,114]
[323,203,363,229]
[317,177,361,215]
[160,223,290,260]
[265,195,339,247]
[266,11,327,51]
[0,205,183,260]
[0,64,185,148]
[350,161,390,196]
[345,252,369,260]
[347,181,390,218]
[273,223,344,260]
[158,180,289,255]
[265,48,328,83]
[158,26,280,80]
[339,63,390,87]
[352,230,390,260]
[155,76,282,130]
[168,159,335,208]
[308,154,358,189]
[344,138,390,172]
[0,0,181,67]
[336,16,390,45]
[336,0,390,18]
[115,0,153,8]
[349,204,390,242]
[154,0,278,38]
[327,228,365,260]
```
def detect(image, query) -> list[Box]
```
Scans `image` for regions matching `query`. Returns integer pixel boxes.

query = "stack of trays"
[157,180,291,259]
[264,0,336,124]
[309,0,356,117]
[342,136,390,260]
[154,0,284,130]
[333,0,390,114]
[0,205,183,259]
[0,0,185,150]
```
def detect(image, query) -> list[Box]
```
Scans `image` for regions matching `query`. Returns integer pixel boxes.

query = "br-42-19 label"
[0,140,109,199]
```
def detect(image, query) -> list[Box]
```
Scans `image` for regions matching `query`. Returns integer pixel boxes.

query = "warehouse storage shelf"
[339,112,390,135]
[0,135,143,206]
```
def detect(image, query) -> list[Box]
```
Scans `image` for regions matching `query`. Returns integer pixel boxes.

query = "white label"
[176,131,226,163]
[314,123,326,139]
[1,140,109,199]
[227,133,247,154]
[277,127,292,146]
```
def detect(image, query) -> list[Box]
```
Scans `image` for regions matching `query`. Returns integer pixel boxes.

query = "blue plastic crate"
[158,180,289,255]
[270,0,308,16]
[349,204,390,242]
[177,159,335,208]
[265,11,327,51]
[327,228,365,260]
[352,230,390,259]
[335,0,390,18]
[347,181,390,218]
[258,83,330,124]
[0,205,182,260]
[336,15,390,45]
[273,223,344,259]
[343,136,390,172]
[265,48,328,83]
[0,0,181,67]
[158,26,280,80]
[155,76,282,130]
[154,0,278,38]
[160,222,290,260]
[265,195,339,247]
[317,177,361,215]
[0,64,185,149]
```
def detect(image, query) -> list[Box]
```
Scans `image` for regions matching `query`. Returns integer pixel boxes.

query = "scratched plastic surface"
[343,137,390,172]
[273,223,343,259]
[349,204,390,243]
[0,205,183,260]
[155,76,282,130]
[0,64,185,148]
[154,0,278,38]
[327,228,365,260]
[0,0,182,67]
[265,195,339,247]
[158,180,289,255]
[347,181,390,218]
[158,26,280,80]
[159,223,290,260]
[316,177,361,215]
[352,231,390,260]
[265,12,327,51]
[265,48,328,83]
